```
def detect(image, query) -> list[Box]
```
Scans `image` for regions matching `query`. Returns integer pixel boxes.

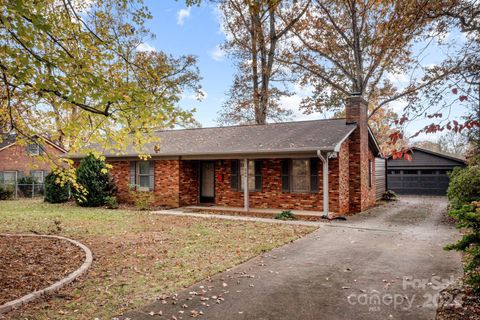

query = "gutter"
[67,146,343,160]
[333,126,356,152]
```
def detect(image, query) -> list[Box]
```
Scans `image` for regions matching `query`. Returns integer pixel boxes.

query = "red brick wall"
[327,154,340,213]
[153,160,180,207]
[109,161,130,203]
[338,141,350,215]
[0,142,64,176]
[346,96,376,213]
[107,144,374,214]
[109,159,182,207]
[213,158,344,212]
[179,160,199,206]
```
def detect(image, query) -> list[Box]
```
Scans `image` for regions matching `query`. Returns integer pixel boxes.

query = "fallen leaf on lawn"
[191,310,200,318]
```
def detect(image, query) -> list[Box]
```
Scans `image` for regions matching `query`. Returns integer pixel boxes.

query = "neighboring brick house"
[71,95,381,216]
[0,133,67,186]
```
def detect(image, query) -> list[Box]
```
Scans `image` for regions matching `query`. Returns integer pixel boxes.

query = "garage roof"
[388,147,466,168]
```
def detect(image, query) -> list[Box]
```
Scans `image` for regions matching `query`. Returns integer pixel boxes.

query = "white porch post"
[243,158,249,211]
[317,151,329,218]
[322,156,329,217]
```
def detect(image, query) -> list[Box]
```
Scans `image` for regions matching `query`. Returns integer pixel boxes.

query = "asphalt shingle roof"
[77,119,357,158]
[0,133,67,153]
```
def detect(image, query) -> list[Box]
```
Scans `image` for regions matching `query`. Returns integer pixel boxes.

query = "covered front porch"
[179,150,346,218]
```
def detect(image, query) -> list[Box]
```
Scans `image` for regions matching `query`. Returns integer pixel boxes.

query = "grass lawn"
[0,200,316,319]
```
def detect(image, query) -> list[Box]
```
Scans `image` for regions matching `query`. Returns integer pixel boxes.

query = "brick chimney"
[346,94,371,213]
[346,93,368,125]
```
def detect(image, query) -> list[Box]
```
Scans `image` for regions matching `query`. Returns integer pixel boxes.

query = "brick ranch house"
[0,133,67,185]
[72,95,381,217]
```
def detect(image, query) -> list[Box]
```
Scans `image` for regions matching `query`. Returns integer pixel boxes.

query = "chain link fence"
[0,182,45,199]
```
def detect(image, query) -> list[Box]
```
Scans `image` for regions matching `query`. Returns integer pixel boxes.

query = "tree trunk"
[250,8,261,124]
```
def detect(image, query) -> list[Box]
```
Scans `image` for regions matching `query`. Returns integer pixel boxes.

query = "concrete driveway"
[119,197,463,320]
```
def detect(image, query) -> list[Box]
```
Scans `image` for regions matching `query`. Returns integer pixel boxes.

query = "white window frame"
[136,161,153,192]
[31,170,44,183]
[2,171,18,185]
[27,143,40,156]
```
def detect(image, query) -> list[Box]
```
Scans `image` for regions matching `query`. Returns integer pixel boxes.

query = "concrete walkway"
[181,205,328,219]
[152,209,325,227]
[152,208,397,232]
[119,197,463,320]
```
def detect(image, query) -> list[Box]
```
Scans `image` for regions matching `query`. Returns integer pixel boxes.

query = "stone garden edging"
[0,233,93,314]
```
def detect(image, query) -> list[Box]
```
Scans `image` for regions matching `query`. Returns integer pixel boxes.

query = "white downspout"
[317,150,330,219]
[243,158,249,212]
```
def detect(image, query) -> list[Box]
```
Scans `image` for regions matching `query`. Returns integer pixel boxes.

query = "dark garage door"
[387,169,451,196]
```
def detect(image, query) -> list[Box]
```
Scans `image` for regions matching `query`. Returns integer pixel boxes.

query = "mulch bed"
[436,281,480,320]
[0,235,85,306]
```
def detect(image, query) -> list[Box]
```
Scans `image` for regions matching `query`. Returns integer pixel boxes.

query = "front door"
[200,162,215,203]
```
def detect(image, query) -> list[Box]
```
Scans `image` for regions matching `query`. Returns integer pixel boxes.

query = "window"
[1,171,17,186]
[292,159,311,192]
[281,159,318,193]
[130,161,154,191]
[230,161,238,189]
[368,160,372,188]
[31,170,44,183]
[27,143,40,155]
[231,160,262,192]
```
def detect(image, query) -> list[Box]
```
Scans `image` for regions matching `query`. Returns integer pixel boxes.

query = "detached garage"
[387,147,466,196]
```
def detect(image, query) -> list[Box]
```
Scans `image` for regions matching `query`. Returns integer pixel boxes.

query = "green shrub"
[447,166,480,209]
[275,210,297,220]
[104,196,119,209]
[129,189,155,210]
[382,190,398,201]
[445,201,480,293]
[44,171,70,203]
[74,154,117,207]
[0,187,13,200]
